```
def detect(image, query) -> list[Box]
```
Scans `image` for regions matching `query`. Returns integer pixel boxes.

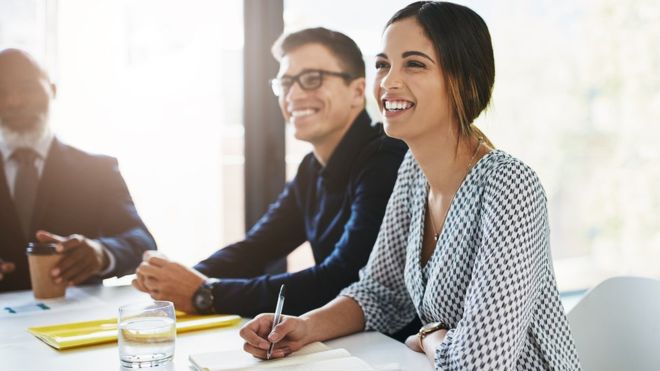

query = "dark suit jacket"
[0,138,157,292]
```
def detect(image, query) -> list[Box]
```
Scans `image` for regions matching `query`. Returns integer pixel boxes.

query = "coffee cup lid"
[26,243,59,255]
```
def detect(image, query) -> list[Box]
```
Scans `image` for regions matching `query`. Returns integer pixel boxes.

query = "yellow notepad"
[28,312,241,350]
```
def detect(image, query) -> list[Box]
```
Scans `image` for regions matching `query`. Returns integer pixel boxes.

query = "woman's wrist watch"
[418,321,449,352]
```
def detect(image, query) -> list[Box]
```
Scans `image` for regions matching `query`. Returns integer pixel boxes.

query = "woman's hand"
[405,334,423,352]
[405,329,448,362]
[239,314,311,359]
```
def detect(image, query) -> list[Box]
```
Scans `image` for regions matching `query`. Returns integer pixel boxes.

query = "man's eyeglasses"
[270,69,353,97]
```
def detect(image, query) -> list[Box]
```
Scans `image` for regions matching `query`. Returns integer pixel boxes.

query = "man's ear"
[349,77,366,108]
[50,83,57,99]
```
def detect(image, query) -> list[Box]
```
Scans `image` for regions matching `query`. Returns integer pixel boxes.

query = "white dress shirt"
[0,130,53,198]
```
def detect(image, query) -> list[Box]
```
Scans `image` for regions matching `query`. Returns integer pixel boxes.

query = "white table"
[0,285,431,371]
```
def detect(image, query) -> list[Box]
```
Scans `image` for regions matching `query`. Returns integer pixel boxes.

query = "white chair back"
[567,276,660,371]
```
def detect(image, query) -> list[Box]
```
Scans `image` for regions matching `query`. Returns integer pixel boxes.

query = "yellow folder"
[28,312,241,350]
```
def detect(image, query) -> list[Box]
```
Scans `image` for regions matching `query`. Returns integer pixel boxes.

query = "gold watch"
[418,321,449,352]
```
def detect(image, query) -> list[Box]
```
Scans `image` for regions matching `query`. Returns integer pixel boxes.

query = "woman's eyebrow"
[402,50,435,63]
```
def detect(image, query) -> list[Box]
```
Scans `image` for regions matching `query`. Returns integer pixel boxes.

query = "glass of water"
[118,301,176,368]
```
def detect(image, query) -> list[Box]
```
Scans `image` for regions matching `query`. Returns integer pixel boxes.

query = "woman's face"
[374,17,453,142]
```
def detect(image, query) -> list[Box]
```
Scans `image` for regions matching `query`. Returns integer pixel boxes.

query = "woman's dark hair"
[387,1,494,143]
[271,27,365,79]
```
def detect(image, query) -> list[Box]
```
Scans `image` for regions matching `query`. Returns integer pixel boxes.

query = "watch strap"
[418,321,449,352]
[193,278,220,314]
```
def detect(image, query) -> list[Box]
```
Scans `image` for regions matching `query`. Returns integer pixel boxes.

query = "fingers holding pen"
[268,317,306,353]
[239,314,273,350]
[239,314,291,359]
[239,314,306,359]
[243,342,290,360]
[268,316,298,342]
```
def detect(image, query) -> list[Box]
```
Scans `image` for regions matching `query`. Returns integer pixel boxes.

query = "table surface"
[0,285,432,371]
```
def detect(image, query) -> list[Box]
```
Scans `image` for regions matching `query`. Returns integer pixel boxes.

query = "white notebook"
[189,341,375,371]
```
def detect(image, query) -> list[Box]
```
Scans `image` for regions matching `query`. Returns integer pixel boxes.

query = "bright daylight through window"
[2,0,659,291]
[284,0,660,291]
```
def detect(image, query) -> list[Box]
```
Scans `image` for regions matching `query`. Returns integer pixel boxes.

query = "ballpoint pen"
[266,284,286,360]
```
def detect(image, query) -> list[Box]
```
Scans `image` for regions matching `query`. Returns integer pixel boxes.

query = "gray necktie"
[12,148,39,239]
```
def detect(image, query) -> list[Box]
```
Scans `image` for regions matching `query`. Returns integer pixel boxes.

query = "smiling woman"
[283,0,660,295]
[240,2,581,370]
[373,15,493,149]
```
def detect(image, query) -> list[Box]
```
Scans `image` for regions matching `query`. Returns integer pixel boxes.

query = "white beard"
[0,116,50,148]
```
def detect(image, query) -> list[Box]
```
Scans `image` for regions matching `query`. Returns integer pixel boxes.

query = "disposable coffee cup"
[26,242,66,299]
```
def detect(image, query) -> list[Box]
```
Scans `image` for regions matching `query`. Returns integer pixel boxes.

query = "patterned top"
[342,150,581,370]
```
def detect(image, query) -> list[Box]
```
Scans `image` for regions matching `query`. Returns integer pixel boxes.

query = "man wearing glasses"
[133,28,407,319]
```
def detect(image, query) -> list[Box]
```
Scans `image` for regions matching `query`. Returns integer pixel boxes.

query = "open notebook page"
[189,341,375,371]
[264,355,375,370]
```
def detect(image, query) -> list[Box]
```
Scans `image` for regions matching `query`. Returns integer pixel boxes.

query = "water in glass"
[118,301,175,368]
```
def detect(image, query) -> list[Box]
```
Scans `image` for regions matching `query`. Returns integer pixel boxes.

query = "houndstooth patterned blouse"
[342,150,581,370]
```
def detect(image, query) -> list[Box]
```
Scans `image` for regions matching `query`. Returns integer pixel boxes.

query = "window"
[0,0,54,60]
[5,1,659,290]
[1,0,246,276]
[283,0,660,291]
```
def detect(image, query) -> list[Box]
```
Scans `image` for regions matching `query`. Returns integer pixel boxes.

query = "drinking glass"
[118,301,176,368]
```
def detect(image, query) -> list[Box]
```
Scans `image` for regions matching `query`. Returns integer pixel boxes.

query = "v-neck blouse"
[342,150,581,370]
[418,151,488,283]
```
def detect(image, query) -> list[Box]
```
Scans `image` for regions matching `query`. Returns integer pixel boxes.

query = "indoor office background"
[1,0,659,292]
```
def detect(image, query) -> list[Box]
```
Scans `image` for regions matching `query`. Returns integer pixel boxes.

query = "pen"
[266,284,286,360]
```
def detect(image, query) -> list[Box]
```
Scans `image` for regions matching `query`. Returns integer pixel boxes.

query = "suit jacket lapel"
[31,138,64,237]
[0,153,24,244]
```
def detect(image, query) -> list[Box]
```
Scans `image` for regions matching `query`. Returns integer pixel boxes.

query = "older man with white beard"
[0,48,157,292]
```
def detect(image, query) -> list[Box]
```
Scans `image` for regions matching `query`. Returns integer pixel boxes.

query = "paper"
[1,287,104,318]
[28,313,241,350]
[2,302,51,315]
[189,341,375,371]
[264,356,375,370]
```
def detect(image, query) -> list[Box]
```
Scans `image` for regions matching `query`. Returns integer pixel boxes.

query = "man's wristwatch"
[192,278,220,314]
[418,321,449,352]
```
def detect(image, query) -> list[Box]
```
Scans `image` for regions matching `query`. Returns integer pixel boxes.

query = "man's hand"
[133,251,207,313]
[0,259,16,281]
[36,230,110,286]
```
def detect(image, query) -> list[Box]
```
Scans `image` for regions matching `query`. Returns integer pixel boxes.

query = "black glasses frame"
[270,69,353,97]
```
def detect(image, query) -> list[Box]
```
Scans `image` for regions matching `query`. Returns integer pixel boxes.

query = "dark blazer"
[0,138,157,292]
